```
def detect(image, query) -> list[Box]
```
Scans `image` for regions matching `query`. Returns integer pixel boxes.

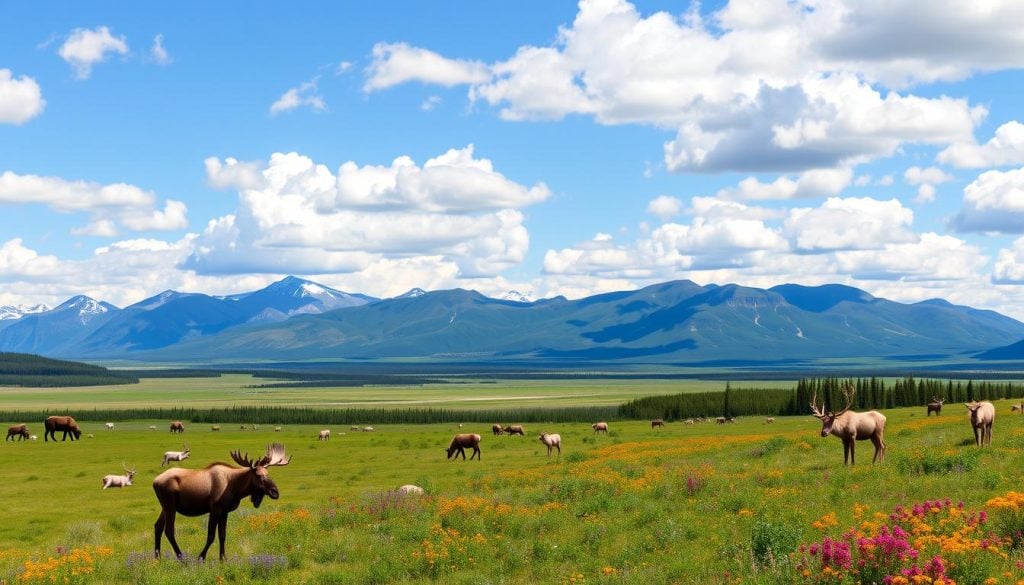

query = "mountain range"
[3,277,1024,364]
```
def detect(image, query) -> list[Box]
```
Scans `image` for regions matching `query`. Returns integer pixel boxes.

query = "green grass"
[3,400,1024,583]
[0,374,793,410]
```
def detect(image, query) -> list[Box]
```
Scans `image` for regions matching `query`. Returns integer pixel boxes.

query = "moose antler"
[231,443,291,469]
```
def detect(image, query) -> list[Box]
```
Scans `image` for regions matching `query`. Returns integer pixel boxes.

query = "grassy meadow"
[0,374,778,411]
[4,399,1024,584]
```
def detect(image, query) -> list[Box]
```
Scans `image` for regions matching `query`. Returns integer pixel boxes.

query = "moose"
[446,433,481,461]
[153,442,291,561]
[102,463,136,489]
[6,424,30,441]
[651,419,665,429]
[161,445,191,467]
[170,421,185,433]
[966,401,995,447]
[492,424,504,436]
[592,422,609,434]
[809,384,887,465]
[503,425,525,436]
[927,397,945,416]
[44,415,82,442]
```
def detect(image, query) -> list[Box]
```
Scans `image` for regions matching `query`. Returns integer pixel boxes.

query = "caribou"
[810,385,886,465]
[44,416,82,442]
[6,424,30,441]
[539,433,562,457]
[153,443,291,561]
[161,444,191,467]
[592,422,609,434]
[102,463,136,489]
[927,397,945,416]
[446,433,481,461]
[966,401,995,447]
[170,421,185,434]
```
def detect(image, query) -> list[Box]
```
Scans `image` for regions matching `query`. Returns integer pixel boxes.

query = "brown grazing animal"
[810,385,886,465]
[153,443,291,561]
[6,424,29,441]
[539,433,562,457]
[966,401,995,447]
[170,421,185,434]
[446,433,481,461]
[492,424,504,436]
[927,397,944,416]
[44,416,82,442]
[651,419,665,429]
[715,417,727,424]
[765,417,775,424]
[592,422,608,434]
[503,425,525,436]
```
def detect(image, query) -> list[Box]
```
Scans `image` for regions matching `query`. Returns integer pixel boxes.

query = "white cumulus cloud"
[784,197,916,251]
[58,26,129,79]
[951,167,1024,233]
[365,42,490,91]
[938,121,1024,168]
[0,69,45,124]
[646,195,682,219]
[270,78,326,114]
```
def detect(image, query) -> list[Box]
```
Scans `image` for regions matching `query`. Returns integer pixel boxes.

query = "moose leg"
[871,436,885,463]
[974,426,981,447]
[154,512,165,558]
[470,446,480,461]
[162,510,183,558]
[199,513,219,560]
[556,443,561,456]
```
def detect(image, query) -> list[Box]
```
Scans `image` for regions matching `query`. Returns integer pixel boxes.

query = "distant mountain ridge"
[4,279,1024,364]
[142,281,1024,364]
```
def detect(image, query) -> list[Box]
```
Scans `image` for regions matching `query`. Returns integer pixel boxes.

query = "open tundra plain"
[5,390,1024,584]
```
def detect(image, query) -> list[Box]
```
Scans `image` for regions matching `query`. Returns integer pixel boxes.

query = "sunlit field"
[0,374,794,410]
[4,400,1024,584]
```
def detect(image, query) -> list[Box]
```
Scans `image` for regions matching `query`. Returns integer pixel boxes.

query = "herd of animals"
[0,385,1012,561]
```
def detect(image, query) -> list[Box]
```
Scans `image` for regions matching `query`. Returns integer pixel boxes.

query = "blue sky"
[3,1,1024,319]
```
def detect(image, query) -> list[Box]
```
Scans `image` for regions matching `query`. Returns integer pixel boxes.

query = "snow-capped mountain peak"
[0,303,49,321]
[55,296,116,323]
[396,288,427,299]
[499,290,533,303]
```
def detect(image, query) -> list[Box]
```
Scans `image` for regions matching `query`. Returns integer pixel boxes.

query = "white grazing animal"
[539,433,562,457]
[105,422,115,430]
[102,464,136,489]
[966,401,995,447]
[161,444,191,467]
[397,484,425,496]
[318,430,330,441]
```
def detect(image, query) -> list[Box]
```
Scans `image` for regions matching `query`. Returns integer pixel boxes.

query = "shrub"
[751,519,799,567]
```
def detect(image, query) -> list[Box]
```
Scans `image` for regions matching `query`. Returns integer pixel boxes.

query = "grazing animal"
[350,426,360,431]
[162,444,191,467]
[397,484,425,496]
[1012,403,1024,413]
[149,425,157,431]
[102,463,136,489]
[44,416,82,442]
[715,417,727,424]
[683,419,695,425]
[275,426,282,432]
[153,443,291,561]
[765,417,775,424]
[458,423,464,429]
[239,425,247,431]
[6,424,29,441]
[492,424,504,436]
[87,434,94,439]
[504,425,525,436]
[651,419,665,429]
[318,430,330,441]
[966,401,995,447]
[362,426,375,432]
[29,435,37,441]
[810,385,886,465]
[170,421,185,434]
[211,425,220,432]
[446,433,481,461]
[539,433,562,457]
[592,422,609,434]
[927,397,945,416]
[105,422,115,430]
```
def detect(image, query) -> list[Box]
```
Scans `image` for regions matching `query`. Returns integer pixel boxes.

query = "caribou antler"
[231,443,291,469]
[832,383,855,417]
[122,461,136,474]
[809,390,825,418]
